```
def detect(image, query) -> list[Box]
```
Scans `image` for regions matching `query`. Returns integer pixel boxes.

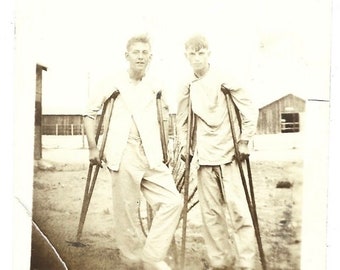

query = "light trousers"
[109,137,183,263]
[197,161,256,269]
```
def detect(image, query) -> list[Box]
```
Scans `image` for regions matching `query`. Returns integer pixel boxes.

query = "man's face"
[125,42,152,73]
[185,47,210,73]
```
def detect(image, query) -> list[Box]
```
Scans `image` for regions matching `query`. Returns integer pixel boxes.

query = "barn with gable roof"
[256,93,306,134]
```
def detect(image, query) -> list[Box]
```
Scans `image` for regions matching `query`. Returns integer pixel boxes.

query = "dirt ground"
[30,136,303,270]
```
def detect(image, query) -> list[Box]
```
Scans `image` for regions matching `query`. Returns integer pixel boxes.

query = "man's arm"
[82,86,111,165]
[176,83,193,161]
[222,84,259,160]
[176,84,190,147]
[222,84,258,140]
[83,116,101,166]
[156,90,171,163]
[160,91,170,143]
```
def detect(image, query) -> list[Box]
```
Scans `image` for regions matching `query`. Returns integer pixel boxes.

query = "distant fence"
[42,124,107,136]
[42,114,176,136]
[43,124,86,136]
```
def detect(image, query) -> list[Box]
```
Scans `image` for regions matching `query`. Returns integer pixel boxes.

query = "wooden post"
[34,64,47,160]
[81,123,85,148]
[56,124,58,136]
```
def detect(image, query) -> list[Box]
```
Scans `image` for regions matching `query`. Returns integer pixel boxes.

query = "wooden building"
[43,94,306,137]
[42,113,176,137]
[42,114,84,135]
[257,93,305,134]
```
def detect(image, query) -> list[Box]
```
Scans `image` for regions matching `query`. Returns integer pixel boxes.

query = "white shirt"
[177,67,258,165]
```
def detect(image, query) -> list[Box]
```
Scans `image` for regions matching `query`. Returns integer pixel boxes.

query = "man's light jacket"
[84,71,168,171]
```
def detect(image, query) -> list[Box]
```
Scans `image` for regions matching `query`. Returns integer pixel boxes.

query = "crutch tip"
[65,240,88,247]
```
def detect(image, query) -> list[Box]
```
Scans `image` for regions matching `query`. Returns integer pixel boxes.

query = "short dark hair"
[126,34,151,51]
[185,34,209,51]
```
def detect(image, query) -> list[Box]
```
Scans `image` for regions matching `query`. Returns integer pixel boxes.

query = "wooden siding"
[42,115,84,135]
[42,114,83,125]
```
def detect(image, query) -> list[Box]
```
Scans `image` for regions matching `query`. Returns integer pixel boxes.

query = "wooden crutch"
[75,90,120,243]
[180,97,194,270]
[221,85,267,270]
[156,91,169,164]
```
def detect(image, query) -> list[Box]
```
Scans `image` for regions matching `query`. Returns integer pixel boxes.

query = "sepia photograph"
[8,0,337,269]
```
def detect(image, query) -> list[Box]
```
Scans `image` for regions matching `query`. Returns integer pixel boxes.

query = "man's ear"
[125,52,129,60]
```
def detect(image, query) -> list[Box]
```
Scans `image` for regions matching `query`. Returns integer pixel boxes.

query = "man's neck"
[194,64,210,78]
[128,69,145,82]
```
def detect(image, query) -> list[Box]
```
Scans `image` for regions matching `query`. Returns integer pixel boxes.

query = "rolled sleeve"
[83,75,119,119]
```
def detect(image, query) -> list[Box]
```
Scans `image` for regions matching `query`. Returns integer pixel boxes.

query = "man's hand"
[179,144,193,163]
[179,144,186,162]
[236,140,250,161]
[165,150,172,166]
[89,147,102,167]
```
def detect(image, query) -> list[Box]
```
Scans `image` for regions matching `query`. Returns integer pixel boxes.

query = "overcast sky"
[15,0,332,113]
